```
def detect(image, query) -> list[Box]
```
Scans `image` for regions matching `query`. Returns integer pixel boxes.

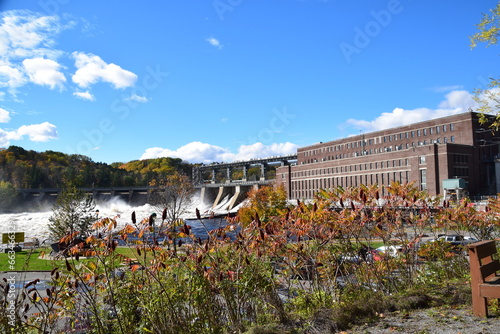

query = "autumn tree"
[237,183,288,225]
[471,1,500,128]
[48,186,97,241]
[150,172,195,229]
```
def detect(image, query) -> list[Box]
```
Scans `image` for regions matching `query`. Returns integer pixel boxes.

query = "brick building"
[277,112,500,200]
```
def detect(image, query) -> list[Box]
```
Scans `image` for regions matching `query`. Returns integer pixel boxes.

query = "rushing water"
[0,193,244,244]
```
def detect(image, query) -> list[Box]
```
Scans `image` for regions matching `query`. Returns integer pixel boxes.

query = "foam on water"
[0,193,247,242]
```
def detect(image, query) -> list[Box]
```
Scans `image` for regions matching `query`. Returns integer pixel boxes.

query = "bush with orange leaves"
[4,182,500,333]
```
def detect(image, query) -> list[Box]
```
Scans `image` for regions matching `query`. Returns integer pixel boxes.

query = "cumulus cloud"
[0,108,10,123]
[206,37,223,49]
[236,142,298,161]
[140,141,298,163]
[15,122,58,142]
[22,57,66,89]
[0,64,26,89]
[72,52,137,89]
[0,11,139,100]
[0,129,10,147]
[0,121,58,146]
[345,90,479,132]
[73,90,95,101]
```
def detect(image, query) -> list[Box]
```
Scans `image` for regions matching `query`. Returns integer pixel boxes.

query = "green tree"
[48,186,97,241]
[471,1,500,128]
[0,181,18,212]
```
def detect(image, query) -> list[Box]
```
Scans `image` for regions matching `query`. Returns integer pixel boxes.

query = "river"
[0,194,243,244]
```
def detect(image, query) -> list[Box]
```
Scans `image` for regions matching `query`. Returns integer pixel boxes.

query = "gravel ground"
[346,306,500,334]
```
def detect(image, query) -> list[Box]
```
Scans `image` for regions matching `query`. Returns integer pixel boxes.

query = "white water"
[0,193,247,243]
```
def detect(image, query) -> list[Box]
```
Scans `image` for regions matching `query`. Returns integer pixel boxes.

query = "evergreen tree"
[0,181,18,212]
[48,186,96,241]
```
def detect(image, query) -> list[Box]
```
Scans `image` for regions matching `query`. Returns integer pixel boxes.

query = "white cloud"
[140,141,298,163]
[141,142,233,163]
[73,90,95,101]
[22,57,66,89]
[15,122,58,142]
[0,10,136,100]
[345,90,479,132]
[0,121,58,146]
[126,93,148,103]
[0,129,11,147]
[236,142,298,161]
[0,108,10,123]
[0,64,26,89]
[206,37,223,49]
[72,52,137,89]
[0,11,62,60]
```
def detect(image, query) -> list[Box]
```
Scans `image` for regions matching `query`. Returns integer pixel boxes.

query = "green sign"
[2,232,25,244]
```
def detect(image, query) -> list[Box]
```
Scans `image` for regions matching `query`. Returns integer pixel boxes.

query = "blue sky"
[0,0,498,164]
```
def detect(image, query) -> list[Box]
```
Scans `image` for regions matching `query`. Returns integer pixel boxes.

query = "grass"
[0,248,55,271]
[0,246,148,272]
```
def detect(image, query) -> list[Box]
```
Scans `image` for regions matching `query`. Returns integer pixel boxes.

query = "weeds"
[1,183,498,333]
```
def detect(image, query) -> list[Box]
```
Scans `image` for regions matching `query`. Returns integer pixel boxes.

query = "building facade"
[277,112,500,200]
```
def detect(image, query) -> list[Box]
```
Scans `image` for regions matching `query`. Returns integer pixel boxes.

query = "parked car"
[434,234,478,247]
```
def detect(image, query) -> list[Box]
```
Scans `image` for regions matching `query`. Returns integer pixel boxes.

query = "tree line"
[0,146,193,189]
[0,146,195,211]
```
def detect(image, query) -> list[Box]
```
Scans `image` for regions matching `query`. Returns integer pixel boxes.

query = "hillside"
[0,146,194,189]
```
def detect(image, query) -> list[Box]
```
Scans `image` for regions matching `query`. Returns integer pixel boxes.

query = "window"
[450,136,455,143]
[443,124,447,132]
[423,128,427,136]
[436,126,440,134]
[411,131,415,138]
[417,130,421,137]
[420,169,427,190]
[419,156,426,164]
[450,123,454,131]
[429,127,433,135]
[443,137,447,143]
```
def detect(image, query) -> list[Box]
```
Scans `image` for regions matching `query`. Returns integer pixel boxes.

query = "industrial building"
[276,112,500,200]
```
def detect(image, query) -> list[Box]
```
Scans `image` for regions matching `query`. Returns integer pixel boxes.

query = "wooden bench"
[468,240,500,317]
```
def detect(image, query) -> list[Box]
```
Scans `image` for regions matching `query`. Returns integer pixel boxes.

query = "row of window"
[302,124,455,157]
[293,158,411,178]
[302,137,455,164]
[289,170,414,199]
